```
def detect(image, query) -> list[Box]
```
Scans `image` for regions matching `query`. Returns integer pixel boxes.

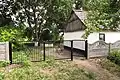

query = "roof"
[64,9,87,32]
[73,9,87,23]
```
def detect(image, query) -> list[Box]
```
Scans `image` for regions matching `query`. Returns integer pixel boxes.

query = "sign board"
[0,42,9,61]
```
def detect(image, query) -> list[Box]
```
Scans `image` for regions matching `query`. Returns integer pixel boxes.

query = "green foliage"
[98,58,120,77]
[0,61,9,67]
[73,0,83,9]
[40,28,52,41]
[12,51,31,67]
[0,0,73,41]
[108,50,120,66]
[0,0,14,26]
[0,25,27,42]
[83,0,120,37]
[0,72,4,80]
[83,26,100,39]
[55,67,96,80]
[51,24,60,41]
[4,59,96,80]
[5,67,50,80]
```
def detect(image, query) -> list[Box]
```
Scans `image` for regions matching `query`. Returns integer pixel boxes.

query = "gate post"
[108,43,111,55]
[43,42,45,61]
[85,40,88,59]
[9,42,12,64]
[71,40,73,61]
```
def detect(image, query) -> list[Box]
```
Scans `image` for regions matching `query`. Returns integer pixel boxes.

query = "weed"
[108,49,120,66]
[0,72,4,80]
[0,61,9,67]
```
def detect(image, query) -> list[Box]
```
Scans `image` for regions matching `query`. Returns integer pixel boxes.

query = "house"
[64,9,120,58]
[64,9,86,41]
[64,9,87,57]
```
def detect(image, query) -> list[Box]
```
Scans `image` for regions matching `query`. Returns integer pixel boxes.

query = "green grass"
[0,61,9,80]
[1,58,96,80]
[0,47,96,80]
[99,49,120,77]
[98,58,120,78]
[12,47,43,63]
[0,61,9,67]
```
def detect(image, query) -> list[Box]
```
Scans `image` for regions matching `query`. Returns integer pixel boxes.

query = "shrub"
[0,25,27,42]
[0,72,4,80]
[108,50,120,66]
[0,61,9,67]
[98,58,120,77]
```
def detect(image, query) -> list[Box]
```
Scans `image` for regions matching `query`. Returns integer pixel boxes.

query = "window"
[99,33,105,41]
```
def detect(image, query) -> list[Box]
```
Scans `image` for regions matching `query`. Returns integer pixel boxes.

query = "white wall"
[64,31,85,50]
[64,31,120,50]
[64,41,85,50]
[88,32,120,44]
[64,31,85,40]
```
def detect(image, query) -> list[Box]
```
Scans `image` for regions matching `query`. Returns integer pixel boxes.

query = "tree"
[83,0,120,33]
[73,0,83,9]
[0,0,14,26]
[0,0,73,41]
[12,0,73,41]
[0,25,26,42]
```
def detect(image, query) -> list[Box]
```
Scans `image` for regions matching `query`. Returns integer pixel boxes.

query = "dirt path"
[73,59,120,80]
[46,49,120,80]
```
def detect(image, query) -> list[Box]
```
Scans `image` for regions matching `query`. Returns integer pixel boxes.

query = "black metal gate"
[9,40,88,64]
[10,42,43,64]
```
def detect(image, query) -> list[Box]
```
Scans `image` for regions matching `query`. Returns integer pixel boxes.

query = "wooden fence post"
[9,42,12,64]
[43,42,45,61]
[71,40,73,61]
[85,40,88,59]
[108,43,111,55]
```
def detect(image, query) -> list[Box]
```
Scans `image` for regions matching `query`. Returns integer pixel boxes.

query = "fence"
[0,42,9,61]
[88,40,120,58]
[8,40,88,64]
[64,40,88,59]
[10,42,44,64]
[8,41,71,64]
[8,40,120,63]
[3,40,120,64]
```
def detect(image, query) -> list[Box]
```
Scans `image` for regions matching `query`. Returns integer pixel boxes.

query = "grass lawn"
[0,58,96,80]
[0,46,96,80]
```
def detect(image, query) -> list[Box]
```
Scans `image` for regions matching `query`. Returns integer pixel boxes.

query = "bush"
[98,58,120,77]
[0,61,9,67]
[108,50,120,66]
[0,25,27,42]
[0,72,4,80]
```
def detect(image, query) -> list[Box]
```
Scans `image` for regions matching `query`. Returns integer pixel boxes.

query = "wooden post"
[108,43,111,55]
[85,40,88,59]
[71,40,73,61]
[43,42,45,61]
[9,42,12,64]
